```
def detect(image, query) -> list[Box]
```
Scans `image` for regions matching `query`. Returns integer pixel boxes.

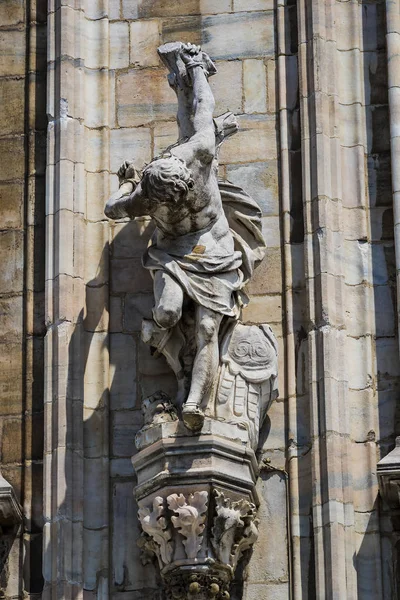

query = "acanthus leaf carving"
[138,496,173,567]
[212,490,259,570]
[167,491,208,559]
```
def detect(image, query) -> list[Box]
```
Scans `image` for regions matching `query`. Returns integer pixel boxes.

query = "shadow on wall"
[362,1,400,598]
[51,228,168,600]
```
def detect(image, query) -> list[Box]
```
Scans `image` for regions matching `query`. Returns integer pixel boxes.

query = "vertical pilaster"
[44,2,111,598]
[297,0,358,597]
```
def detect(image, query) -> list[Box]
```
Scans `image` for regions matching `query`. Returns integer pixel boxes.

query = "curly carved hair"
[141,155,194,203]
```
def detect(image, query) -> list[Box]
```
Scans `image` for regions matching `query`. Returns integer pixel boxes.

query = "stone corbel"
[0,472,22,532]
[378,438,400,527]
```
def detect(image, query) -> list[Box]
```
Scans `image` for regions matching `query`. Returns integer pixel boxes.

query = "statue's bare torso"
[104,43,239,430]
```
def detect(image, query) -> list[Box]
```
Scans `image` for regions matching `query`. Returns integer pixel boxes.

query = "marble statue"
[105,42,272,434]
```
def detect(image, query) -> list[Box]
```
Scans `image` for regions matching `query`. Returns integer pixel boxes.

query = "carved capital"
[136,486,258,599]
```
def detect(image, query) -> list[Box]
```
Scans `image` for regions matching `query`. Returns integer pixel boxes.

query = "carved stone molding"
[0,472,22,529]
[167,492,208,559]
[136,487,258,599]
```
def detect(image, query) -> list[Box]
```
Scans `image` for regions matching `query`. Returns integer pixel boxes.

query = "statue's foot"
[182,404,205,431]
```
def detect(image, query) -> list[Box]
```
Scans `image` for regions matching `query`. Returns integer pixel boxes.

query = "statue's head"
[141,155,194,204]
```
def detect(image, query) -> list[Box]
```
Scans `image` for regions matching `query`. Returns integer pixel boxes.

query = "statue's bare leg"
[153,270,184,330]
[182,306,223,430]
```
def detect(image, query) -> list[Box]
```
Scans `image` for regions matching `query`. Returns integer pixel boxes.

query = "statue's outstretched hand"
[117,160,139,186]
[180,43,202,64]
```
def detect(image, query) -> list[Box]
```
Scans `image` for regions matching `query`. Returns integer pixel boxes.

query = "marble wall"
[0,1,399,599]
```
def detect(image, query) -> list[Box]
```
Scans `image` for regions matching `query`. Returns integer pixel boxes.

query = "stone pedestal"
[132,419,260,599]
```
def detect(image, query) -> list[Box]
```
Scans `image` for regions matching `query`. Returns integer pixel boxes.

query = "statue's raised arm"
[105,41,271,433]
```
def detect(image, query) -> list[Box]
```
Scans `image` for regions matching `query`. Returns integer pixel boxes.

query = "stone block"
[123,293,154,332]
[84,331,109,409]
[369,105,390,154]
[84,457,108,529]
[376,338,400,382]
[84,221,109,285]
[374,285,395,338]
[0,136,25,181]
[84,18,108,69]
[111,481,159,590]
[200,0,231,13]
[365,50,388,107]
[245,583,289,600]
[83,528,108,591]
[0,183,23,229]
[123,0,200,18]
[109,296,123,333]
[377,389,398,443]
[249,472,288,584]
[138,372,177,401]
[367,153,392,207]
[348,388,376,443]
[1,418,22,464]
[0,230,24,293]
[226,161,279,215]
[84,0,107,19]
[110,258,153,294]
[0,79,24,135]
[154,120,178,155]
[84,69,110,128]
[85,285,109,333]
[87,172,109,222]
[346,336,373,391]
[110,333,137,410]
[267,58,276,114]
[345,284,372,339]
[109,0,120,18]
[117,69,176,127]
[220,116,277,164]
[83,404,107,459]
[110,21,129,69]
[262,216,280,247]
[338,49,363,107]
[110,458,134,478]
[111,410,142,457]
[85,128,109,173]
[0,342,23,416]
[344,240,370,286]
[0,30,25,76]
[209,60,243,115]
[198,12,275,60]
[246,247,282,295]
[244,59,267,114]
[110,127,152,172]
[130,20,160,67]
[137,339,172,377]
[112,219,155,259]
[161,16,202,46]
[0,296,23,344]
[241,294,282,325]
[0,0,24,26]
[234,0,273,9]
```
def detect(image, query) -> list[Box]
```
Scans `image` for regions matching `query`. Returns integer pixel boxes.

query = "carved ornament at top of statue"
[105,41,279,600]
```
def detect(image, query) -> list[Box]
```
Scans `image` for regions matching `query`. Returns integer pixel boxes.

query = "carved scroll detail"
[167,491,208,559]
[138,496,173,567]
[212,490,259,570]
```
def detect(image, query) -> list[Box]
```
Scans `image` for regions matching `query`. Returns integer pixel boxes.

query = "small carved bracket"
[138,497,173,567]
[212,490,259,570]
[167,491,208,559]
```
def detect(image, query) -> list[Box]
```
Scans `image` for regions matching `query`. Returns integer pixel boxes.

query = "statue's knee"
[153,305,181,330]
[198,314,218,343]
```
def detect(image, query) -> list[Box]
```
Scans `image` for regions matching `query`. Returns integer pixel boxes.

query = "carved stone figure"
[107,41,279,599]
[105,42,267,431]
